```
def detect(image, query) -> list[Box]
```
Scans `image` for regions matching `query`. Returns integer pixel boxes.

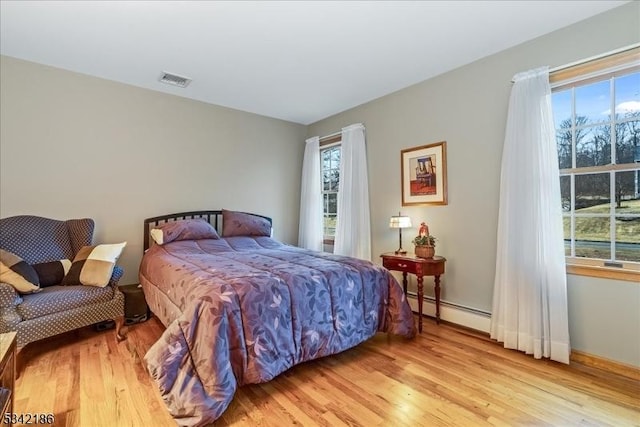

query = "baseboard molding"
[406,292,491,333]
[570,349,640,381]
[405,293,640,381]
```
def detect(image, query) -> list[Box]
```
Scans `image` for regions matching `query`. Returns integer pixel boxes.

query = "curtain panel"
[298,136,323,251]
[334,124,372,260]
[490,67,570,364]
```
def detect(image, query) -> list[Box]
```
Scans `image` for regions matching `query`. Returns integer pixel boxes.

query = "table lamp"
[389,212,412,254]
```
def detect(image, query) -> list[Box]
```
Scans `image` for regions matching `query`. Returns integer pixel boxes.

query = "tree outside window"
[321,145,340,239]
[553,70,639,267]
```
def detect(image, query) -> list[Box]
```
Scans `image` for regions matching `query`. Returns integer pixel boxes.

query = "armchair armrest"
[0,282,22,308]
[0,282,22,333]
[108,265,124,288]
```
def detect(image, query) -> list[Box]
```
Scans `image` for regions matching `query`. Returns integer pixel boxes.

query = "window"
[321,143,340,241]
[551,48,639,279]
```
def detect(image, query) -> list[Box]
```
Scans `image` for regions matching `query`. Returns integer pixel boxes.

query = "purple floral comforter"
[140,236,415,426]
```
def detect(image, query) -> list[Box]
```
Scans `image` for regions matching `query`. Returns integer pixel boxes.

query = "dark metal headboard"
[143,210,273,252]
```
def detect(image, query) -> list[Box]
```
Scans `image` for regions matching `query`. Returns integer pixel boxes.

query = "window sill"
[566,264,640,283]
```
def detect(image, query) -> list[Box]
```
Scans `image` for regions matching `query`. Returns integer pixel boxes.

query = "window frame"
[320,135,341,244]
[550,46,640,282]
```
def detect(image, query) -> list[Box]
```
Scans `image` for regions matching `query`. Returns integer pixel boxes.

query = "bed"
[140,210,416,426]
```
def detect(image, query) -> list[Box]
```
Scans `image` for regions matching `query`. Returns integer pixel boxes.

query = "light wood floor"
[14,316,640,426]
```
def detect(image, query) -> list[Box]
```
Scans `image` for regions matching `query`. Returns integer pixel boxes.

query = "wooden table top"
[380,252,446,262]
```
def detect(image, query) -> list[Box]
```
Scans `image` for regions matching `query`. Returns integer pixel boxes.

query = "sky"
[552,71,640,128]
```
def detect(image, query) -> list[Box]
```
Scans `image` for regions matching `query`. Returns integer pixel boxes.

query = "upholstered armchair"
[0,215,125,348]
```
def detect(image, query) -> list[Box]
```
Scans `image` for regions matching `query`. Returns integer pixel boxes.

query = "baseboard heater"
[406,291,491,318]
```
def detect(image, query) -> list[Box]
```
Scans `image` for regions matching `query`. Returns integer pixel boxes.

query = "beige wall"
[307,3,640,366]
[0,56,307,285]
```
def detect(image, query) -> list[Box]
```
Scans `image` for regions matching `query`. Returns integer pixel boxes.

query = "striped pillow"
[61,242,126,287]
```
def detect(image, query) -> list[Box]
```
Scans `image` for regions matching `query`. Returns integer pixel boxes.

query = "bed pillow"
[150,219,220,245]
[61,242,126,287]
[33,259,72,287]
[222,209,272,237]
[0,249,41,294]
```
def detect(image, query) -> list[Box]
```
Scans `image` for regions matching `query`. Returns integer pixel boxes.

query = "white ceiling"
[0,1,630,125]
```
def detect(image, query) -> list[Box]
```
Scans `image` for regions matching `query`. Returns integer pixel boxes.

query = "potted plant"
[412,222,436,258]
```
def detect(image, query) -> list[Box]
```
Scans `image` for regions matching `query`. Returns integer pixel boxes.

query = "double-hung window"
[551,47,639,280]
[320,140,341,243]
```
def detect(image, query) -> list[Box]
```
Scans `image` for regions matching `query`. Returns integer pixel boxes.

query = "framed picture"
[401,141,448,206]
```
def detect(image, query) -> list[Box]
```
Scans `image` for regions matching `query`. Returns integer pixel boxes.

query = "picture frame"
[401,141,448,206]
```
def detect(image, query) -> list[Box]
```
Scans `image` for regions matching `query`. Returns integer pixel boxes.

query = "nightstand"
[380,253,446,333]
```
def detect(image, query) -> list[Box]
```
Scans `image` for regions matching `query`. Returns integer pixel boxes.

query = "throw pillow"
[0,249,41,293]
[33,259,72,287]
[61,242,126,287]
[221,210,272,237]
[150,219,220,245]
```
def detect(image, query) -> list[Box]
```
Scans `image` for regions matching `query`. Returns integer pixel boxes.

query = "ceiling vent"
[158,71,192,88]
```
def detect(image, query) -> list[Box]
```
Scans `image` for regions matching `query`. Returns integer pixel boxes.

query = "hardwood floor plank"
[320,410,351,427]
[411,331,639,425]
[12,316,640,426]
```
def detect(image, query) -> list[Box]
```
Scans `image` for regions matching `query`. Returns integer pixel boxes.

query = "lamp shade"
[389,215,412,229]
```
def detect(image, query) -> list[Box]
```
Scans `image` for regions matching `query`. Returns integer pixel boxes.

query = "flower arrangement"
[412,222,436,258]
[412,222,436,247]
[413,234,436,247]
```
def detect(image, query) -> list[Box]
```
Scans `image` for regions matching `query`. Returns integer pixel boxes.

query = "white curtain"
[298,136,323,251]
[490,67,570,364]
[334,123,371,260]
